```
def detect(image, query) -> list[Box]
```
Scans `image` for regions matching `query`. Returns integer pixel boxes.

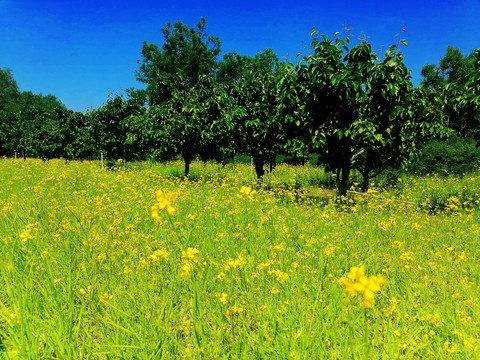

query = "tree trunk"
[269,154,276,173]
[253,155,265,180]
[336,163,351,198]
[183,155,191,178]
[360,170,370,192]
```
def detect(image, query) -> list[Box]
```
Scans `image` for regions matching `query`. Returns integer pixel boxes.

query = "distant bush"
[410,137,480,176]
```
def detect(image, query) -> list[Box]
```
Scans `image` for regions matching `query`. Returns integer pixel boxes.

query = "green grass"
[1,158,480,359]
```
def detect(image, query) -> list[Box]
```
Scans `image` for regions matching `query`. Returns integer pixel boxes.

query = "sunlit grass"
[1,158,480,359]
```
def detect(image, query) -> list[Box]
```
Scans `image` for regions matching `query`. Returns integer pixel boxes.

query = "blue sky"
[1,0,479,112]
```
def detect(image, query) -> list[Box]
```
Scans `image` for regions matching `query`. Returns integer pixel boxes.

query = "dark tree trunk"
[183,155,191,177]
[253,155,265,180]
[336,162,351,198]
[360,170,370,192]
[269,154,276,173]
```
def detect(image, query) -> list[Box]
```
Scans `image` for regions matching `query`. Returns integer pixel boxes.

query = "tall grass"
[1,158,480,359]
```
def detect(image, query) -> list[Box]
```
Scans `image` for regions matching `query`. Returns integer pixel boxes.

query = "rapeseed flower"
[151,190,177,221]
[340,266,387,308]
[238,186,256,198]
[181,248,200,262]
[19,229,34,242]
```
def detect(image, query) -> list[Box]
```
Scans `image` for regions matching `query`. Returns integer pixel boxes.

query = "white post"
[101,152,104,169]
[251,157,253,177]
[14,151,17,159]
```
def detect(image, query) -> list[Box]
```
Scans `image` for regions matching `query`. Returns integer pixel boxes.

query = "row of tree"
[1,18,479,195]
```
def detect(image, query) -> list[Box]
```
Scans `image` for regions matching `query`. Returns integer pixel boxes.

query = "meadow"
[1,158,479,359]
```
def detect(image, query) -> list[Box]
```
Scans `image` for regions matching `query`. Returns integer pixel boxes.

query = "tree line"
[1,18,479,195]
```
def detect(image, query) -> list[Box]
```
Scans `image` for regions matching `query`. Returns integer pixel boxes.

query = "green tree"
[63,111,98,161]
[228,67,282,179]
[428,49,480,137]
[450,49,480,141]
[216,49,282,178]
[0,68,20,113]
[136,17,221,105]
[281,30,430,195]
[350,45,443,191]
[87,95,145,162]
[129,74,230,176]
[216,48,279,84]
[421,46,478,92]
[2,91,66,158]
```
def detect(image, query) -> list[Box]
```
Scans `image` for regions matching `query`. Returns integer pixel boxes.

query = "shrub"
[410,136,480,175]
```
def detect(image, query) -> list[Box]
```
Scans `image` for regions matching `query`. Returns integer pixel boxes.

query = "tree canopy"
[421,46,479,92]
[3,19,475,197]
[136,17,221,106]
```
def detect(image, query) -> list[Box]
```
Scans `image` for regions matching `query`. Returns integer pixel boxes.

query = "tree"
[421,46,478,92]
[1,91,67,158]
[280,30,430,196]
[423,48,480,136]
[350,45,442,191]
[136,17,221,106]
[228,67,282,179]
[61,111,97,161]
[216,48,279,84]
[216,49,283,178]
[87,95,145,162]
[127,74,231,176]
[449,49,480,142]
[0,68,20,113]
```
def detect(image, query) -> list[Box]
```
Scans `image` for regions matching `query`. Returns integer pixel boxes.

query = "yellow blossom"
[19,229,34,242]
[268,269,289,283]
[226,305,244,318]
[239,186,256,198]
[181,248,200,262]
[151,190,177,221]
[149,248,170,263]
[340,266,386,308]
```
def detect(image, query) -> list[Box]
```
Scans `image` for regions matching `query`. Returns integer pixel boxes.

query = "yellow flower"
[346,266,366,281]
[151,190,177,221]
[149,248,170,263]
[181,248,200,262]
[180,261,194,277]
[239,186,256,198]
[217,293,228,305]
[267,269,289,283]
[19,229,34,242]
[340,266,386,308]
[226,305,244,318]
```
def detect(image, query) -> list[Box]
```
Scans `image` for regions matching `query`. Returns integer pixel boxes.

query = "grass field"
[1,158,480,359]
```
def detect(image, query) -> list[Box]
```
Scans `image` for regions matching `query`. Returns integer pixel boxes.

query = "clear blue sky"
[1,0,479,112]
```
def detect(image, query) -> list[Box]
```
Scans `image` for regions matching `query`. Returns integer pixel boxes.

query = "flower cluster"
[151,190,177,222]
[340,266,387,308]
[238,186,256,198]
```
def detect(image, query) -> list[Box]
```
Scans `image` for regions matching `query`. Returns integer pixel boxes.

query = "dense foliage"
[1,19,479,195]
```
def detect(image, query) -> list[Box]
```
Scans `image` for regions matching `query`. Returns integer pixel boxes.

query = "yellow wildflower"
[226,305,244,318]
[340,266,386,308]
[181,248,200,263]
[180,261,194,277]
[217,293,228,305]
[19,229,34,242]
[151,190,177,221]
[268,269,289,283]
[149,248,170,263]
[239,186,256,198]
